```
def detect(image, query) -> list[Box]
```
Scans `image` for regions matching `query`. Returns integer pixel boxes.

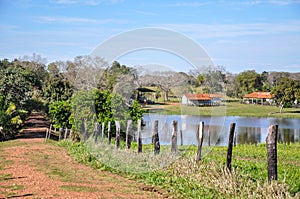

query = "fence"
[45,120,279,183]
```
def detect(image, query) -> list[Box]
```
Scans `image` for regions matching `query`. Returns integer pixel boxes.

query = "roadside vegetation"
[58,140,300,198]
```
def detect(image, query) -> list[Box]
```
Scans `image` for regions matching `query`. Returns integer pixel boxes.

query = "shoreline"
[144,102,300,119]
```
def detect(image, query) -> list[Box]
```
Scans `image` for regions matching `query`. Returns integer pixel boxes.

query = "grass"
[60,185,101,192]
[147,102,300,118]
[0,140,25,198]
[59,140,300,198]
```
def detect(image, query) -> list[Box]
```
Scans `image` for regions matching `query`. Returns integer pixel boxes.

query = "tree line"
[0,54,299,140]
[0,55,143,141]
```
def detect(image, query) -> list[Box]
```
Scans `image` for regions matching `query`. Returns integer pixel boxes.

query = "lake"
[141,114,300,146]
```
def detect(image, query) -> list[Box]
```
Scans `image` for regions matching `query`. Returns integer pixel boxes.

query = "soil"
[0,112,166,199]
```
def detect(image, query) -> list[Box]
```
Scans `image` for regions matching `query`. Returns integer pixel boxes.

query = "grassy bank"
[59,140,300,198]
[147,102,300,118]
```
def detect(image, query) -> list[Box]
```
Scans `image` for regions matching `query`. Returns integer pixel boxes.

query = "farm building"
[243,92,273,105]
[182,94,222,106]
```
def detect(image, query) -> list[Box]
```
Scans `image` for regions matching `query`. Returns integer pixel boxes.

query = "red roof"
[244,92,273,99]
[185,94,221,100]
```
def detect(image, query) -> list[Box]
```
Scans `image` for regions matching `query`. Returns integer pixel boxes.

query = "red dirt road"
[0,113,166,199]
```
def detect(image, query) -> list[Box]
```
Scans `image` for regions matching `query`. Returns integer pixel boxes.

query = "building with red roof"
[182,93,222,106]
[243,92,273,105]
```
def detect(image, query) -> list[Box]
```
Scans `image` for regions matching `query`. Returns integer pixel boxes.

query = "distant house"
[182,94,222,106]
[243,92,273,105]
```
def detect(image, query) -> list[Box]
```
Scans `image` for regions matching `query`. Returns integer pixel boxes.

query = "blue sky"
[1,0,300,73]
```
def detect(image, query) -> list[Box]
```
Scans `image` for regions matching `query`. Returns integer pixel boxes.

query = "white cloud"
[35,16,131,24]
[283,64,300,69]
[49,0,123,5]
[268,0,300,6]
[49,0,80,4]
[131,10,158,16]
[162,20,300,39]
[166,2,211,7]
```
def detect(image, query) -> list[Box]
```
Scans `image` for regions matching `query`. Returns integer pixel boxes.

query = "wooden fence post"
[266,124,278,182]
[107,121,111,145]
[59,127,64,141]
[83,122,88,142]
[171,120,178,153]
[45,128,49,142]
[234,133,237,147]
[64,128,68,140]
[226,123,236,172]
[180,129,183,146]
[196,121,204,163]
[153,120,160,155]
[48,124,52,140]
[115,121,120,149]
[137,119,142,153]
[101,122,105,139]
[208,129,211,146]
[93,123,99,142]
[69,128,73,140]
[126,120,133,149]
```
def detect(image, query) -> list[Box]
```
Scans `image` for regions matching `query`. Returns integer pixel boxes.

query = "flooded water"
[141,114,300,146]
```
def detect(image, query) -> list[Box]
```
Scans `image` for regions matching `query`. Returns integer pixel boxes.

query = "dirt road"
[0,112,164,199]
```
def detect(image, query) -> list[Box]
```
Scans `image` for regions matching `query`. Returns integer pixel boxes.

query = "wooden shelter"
[243,92,273,105]
[182,93,222,106]
[136,87,155,104]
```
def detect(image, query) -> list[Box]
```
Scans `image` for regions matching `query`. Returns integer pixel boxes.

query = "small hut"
[243,92,273,105]
[182,94,222,106]
[135,87,155,104]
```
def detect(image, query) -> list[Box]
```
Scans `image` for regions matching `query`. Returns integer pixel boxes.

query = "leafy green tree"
[0,59,39,139]
[95,89,143,137]
[98,61,132,91]
[234,70,263,98]
[49,100,73,129]
[271,77,300,113]
[72,89,98,137]
[0,60,39,108]
[203,66,225,93]
[129,100,145,123]
[42,62,73,104]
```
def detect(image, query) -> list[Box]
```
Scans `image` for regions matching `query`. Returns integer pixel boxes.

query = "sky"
[0,0,300,73]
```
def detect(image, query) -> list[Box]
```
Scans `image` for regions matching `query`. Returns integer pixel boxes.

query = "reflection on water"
[142,114,300,146]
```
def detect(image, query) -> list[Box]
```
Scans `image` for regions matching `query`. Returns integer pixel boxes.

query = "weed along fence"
[45,120,280,183]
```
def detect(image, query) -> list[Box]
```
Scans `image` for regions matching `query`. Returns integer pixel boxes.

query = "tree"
[42,62,73,104]
[94,89,144,137]
[141,71,191,102]
[49,100,73,129]
[73,55,107,91]
[0,59,39,140]
[98,61,133,91]
[234,70,263,98]
[202,66,225,93]
[271,77,300,113]
[189,66,225,93]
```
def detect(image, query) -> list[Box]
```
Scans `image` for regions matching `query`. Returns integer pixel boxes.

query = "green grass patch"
[60,185,100,193]
[0,141,17,170]
[148,102,300,118]
[0,155,13,170]
[0,185,24,198]
[0,173,12,181]
[0,140,28,149]
[59,140,300,198]
[1,185,24,191]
